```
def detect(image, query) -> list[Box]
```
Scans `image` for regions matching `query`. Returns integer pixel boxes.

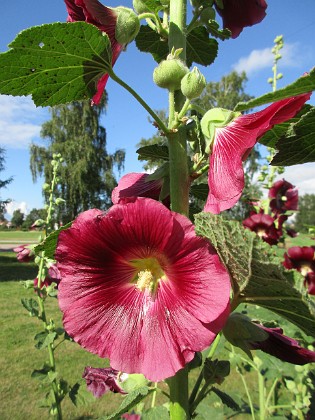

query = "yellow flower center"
[301,263,312,276]
[129,257,166,295]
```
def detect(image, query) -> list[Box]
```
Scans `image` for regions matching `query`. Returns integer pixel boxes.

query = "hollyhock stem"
[108,70,169,134]
[167,0,190,417]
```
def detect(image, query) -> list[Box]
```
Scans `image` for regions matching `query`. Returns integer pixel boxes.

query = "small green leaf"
[135,25,168,63]
[271,106,315,165]
[206,20,231,40]
[31,363,51,380]
[234,68,315,112]
[101,386,153,420]
[137,0,164,13]
[259,105,312,148]
[35,221,72,259]
[136,144,169,161]
[34,331,57,349]
[194,213,254,294]
[190,183,209,201]
[69,382,95,406]
[142,406,169,419]
[0,22,112,106]
[211,387,241,411]
[186,27,218,67]
[21,297,39,317]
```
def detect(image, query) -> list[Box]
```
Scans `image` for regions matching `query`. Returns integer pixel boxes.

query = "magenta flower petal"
[13,244,35,263]
[249,325,315,365]
[64,0,124,104]
[56,197,230,381]
[215,0,267,38]
[112,173,164,204]
[121,414,141,420]
[82,366,126,397]
[204,93,311,214]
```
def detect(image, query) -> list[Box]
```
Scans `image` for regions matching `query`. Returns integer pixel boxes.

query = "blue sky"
[1,0,315,217]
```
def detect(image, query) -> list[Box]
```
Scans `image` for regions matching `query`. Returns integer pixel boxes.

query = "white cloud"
[233,43,300,75]
[280,163,315,196]
[0,95,47,149]
[5,200,28,217]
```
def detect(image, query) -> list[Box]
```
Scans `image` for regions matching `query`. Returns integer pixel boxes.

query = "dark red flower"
[215,0,267,38]
[56,197,230,381]
[82,366,127,397]
[112,173,163,204]
[203,93,311,214]
[305,272,315,295]
[283,246,315,276]
[249,325,315,365]
[13,244,35,263]
[243,212,280,245]
[64,0,124,104]
[269,179,298,215]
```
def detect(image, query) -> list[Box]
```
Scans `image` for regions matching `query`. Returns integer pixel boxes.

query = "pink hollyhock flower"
[82,366,127,397]
[204,93,311,214]
[269,179,298,215]
[249,325,315,365]
[13,244,35,263]
[112,173,163,204]
[55,197,230,381]
[215,0,267,38]
[64,0,124,105]
[34,264,61,290]
[243,212,280,245]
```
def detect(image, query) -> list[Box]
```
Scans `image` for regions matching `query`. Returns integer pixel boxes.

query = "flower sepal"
[114,7,140,45]
[119,373,149,393]
[201,108,240,153]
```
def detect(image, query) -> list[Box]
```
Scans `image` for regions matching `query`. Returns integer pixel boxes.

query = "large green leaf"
[234,68,315,112]
[195,213,315,337]
[0,22,112,106]
[186,27,218,67]
[195,213,253,295]
[136,144,169,161]
[271,106,315,166]
[135,25,168,63]
[259,105,312,148]
[190,183,209,201]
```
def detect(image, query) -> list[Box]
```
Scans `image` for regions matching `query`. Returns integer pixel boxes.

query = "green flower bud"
[114,7,140,45]
[181,67,206,99]
[133,0,149,14]
[42,183,50,192]
[153,57,189,91]
[199,6,216,25]
[55,198,66,206]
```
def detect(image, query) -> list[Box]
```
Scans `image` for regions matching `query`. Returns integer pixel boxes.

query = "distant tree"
[30,96,125,223]
[295,194,315,233]
[22,208,47,230]
[11,209,25,229]
[0,147,13,213]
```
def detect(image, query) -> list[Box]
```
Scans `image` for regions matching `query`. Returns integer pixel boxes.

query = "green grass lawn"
[0,230,42,243]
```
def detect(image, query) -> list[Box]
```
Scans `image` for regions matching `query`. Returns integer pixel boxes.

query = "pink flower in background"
[204,93,311,214]
[283,246,315,276]
[112,173,163,204]
[249,325,315,365]
[215,0,267,38]
[13,244,35,263]
[305,273,315,295]
[64,0,124,104]
[82,366,127,397]
[56,197,230,381]
[121,414,141,420]
[243,212,280,245]
[269,179,298,215]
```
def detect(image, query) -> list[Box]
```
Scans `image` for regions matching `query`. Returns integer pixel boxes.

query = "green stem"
[151,382,158,408]
[265,377,280,415]
[168,367,189,420]
[172,98,191,129]
[238,367,256,420]
[258,369,266,420]
[108,70,169,135]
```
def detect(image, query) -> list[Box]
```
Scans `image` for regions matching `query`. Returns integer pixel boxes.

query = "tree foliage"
[22,208,47,230]
[11,209,25,228]
[30,97,125,223]
[0,147,13,214]
[295,194,315,233]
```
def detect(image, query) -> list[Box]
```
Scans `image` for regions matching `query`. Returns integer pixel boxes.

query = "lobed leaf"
[135,25,168,63]
[136,144,169,161]
[21,297,39,317]
[190,183,209,201]
[186,27,218,67]
[0,22,112,106]
[195,213,315,337]
[234,68,315,112]
[271,106,315,166]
